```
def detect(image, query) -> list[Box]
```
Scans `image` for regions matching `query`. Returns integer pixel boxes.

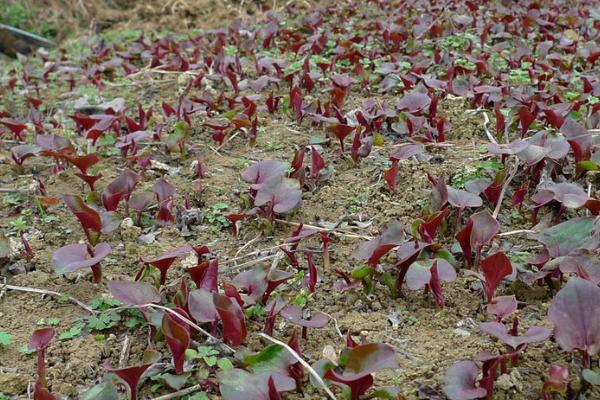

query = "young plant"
[214,293,247,346]
[548,278,600,367]
[254,176,302,222]
[29,328,57,399]
[486,295,518,322]
[101,169,141,212]
[279,305,328,339]
[62,194,120,246]
[479,319,551,366]
[139,245,193,285]
[542,364,569,399]
[405,258,457,308]
[455,210,500,268]
[443,360,487,400]
[104,350,161,400]
[314,342,398,400]
[162,311,191,374]
[467,251,513,303]
[352,223,405,267]
[52,242,111,283]
[154,178,176,225]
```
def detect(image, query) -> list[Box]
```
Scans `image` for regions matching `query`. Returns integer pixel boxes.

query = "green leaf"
[217,358,234,371]
[59,324,83,341]
[47,317,61,326]
[351,265,373,279]
[185,348,198,360]
[85,312,121,331]
[583,369,600,385]
[577,160,599,171]
[371,386,403,399]
[19,344,36,355]
[81,382,118,400]
[90,298,121,311]
[163,372,190,390]
[538,217,600,257]
[195,346,219,358]
[0,331,13,346]
[204,355,218,367]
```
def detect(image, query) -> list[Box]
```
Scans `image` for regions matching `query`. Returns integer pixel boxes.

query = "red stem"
[36,349,46,390]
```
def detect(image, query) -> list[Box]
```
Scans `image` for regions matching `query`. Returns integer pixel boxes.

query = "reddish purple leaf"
[319,343,397,400]
[101,169,141,211]
[29,327,56,352]
[29,327,56,394]
[108,280,161,305]
[218,368,295,400]
[280,305,328,329]
[396,92,431,113]
[327,124,355,153]
[455,210,499,267]
[63,194,102,243]
[188,288,219,323]
[479,321,551,351]
[302,251,318,293]
[352,224,405,267]
[443,360,487,400]
[104,350,160,400]
[486,295,518,321]
[52,243,110,283]
[214,293,247,346]
[543,364,569,395]
[548,278,600,362]
[63,153,100,175]
[480,252,513,303]
[447,187,483,210]
[309,146,325,180]
[154,178,176,202]
[242,160,289,189]
[162,312,190,374]
[188,258,219,292]
[254,177,302,215]
[389,143,425,160]
[383,160,399,191]
[141,245,193,285]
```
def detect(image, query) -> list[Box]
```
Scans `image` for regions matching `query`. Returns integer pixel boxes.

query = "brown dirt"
[11,0,327,42]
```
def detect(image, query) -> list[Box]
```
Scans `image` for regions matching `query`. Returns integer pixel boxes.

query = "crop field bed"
[0,0,600,399]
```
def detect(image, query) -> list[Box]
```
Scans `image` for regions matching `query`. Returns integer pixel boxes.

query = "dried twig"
[0,188,30,193]
[234,233,262,258]
[0,277,6,301]
[222,253,279,274]
[482,112,498,145]
[275,219,373,240]
[118,334,131,368]
[1,284,95,314]
[492,160,519,219]
[151,384,203,400]
[216,131,240,151]
[258,332,337,400]
[222,243,284,264]
[322,311,344,339]
[498,229,537,237]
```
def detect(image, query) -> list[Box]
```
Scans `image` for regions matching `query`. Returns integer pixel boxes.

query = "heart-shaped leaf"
[443,360,487,400]
[108,280,161,305]
[548,278,600,359]
[52,243,111,274]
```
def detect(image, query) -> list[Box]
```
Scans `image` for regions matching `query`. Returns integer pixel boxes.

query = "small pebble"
[453,328,471,337]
